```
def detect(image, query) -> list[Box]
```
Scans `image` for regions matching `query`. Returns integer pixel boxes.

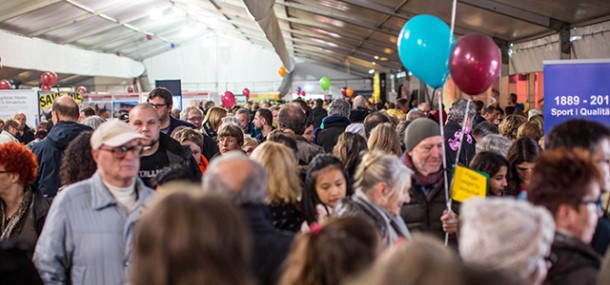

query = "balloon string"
[449,0,457,42]
[453,99,471,168]
[437,88,451,246]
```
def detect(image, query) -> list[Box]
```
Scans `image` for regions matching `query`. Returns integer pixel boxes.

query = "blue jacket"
[32,121,92,197]
[34,171,155,285]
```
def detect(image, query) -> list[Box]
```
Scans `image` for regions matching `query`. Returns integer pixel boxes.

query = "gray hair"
[476,134,511,157]
[221,115,242,126]
[328,99,351,117]
[447,99,477,124]
[181,106,202,121]
[406,109,425,121]
[354,150,413,198]
[82,115,107,130]
[353,95,366,109]
[236,108,251,119]
[202,151,267,205]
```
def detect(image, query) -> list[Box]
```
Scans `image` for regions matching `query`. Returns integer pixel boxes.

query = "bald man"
[32,96,92,197]
[129,104,201,188]
[202,152,293,285]
[14,112,35,144]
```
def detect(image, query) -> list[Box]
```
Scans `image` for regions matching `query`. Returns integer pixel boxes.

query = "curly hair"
[498,115,527,141]
[0,142,38,185]
[60,131,97,186]
[447,99,477,124]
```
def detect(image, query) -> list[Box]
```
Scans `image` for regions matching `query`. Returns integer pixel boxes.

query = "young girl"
[301,154,351,229]
[469,151,510,196]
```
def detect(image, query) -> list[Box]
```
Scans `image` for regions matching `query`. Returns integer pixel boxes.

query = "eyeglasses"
[578,196,603,216]
[149,103,167,109]
[187,116,203,122]
[100,144,143,159]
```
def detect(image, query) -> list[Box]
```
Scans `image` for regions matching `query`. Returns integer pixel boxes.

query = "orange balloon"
[278,66,286,77]
[346,88,354,97]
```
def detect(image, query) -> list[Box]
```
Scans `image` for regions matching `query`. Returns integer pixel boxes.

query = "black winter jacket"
[545,232,601,285]
[32,121,92,197]
[314,116,351,153]
[242,204,293,285]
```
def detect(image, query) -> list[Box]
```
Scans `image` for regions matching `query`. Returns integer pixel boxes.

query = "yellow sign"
[451,166,488,203]
[39,92,83,111]
[249,93,279,102]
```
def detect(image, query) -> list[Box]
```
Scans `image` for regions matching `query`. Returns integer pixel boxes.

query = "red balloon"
[449,33,501,95]
[41,72,53,85]
[243,88,250,97]
[48,72,58,85]
[222,91,235,108]
[127,86,134,93]
[41,84,51,91]
[341,87,347,97]
[301,91,306,97]
[0,80,10,90]
[77,86,87,93]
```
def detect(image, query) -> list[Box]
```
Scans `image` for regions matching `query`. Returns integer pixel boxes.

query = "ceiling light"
[383,48,393,54]
[368,69,375,74]
[374,55,379,60]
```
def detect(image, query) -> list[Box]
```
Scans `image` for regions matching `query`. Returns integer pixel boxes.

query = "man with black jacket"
[202,152,293,285]
[14,112,35,145]
[129,104,201,188]
[32,96,92,197]
[147,87,195,135]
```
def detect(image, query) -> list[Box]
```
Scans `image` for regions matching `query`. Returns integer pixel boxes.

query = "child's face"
[314,166,347,208]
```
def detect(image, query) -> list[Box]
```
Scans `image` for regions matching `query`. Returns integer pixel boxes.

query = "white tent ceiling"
[0,0,609,86]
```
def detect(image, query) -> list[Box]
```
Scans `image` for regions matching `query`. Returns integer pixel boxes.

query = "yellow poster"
[451,166,488,203]
[38,92,84,120]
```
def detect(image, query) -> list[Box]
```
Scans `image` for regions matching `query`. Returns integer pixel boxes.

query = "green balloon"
[319,76,331,91]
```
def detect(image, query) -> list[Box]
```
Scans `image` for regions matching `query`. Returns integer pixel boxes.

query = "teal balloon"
[319,76,331,91]
[397,14,456,88]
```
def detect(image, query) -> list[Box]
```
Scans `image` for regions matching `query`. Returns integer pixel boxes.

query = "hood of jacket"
[46,121,92,149]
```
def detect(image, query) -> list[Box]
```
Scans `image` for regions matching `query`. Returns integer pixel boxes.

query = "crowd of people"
[0,87,609,285]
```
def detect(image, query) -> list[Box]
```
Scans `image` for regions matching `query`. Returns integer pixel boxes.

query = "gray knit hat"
[404,118,441,151]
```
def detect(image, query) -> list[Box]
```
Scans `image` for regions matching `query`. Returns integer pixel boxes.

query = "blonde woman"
[202,106,228,140]
[498,114,527,141]
[367,123,402,157]
[335,151,413,247]
[251,141,303,232]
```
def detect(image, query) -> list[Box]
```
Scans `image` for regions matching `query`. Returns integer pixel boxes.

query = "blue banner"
[544,59,610,134]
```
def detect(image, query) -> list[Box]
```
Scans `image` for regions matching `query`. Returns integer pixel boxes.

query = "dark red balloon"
[127,86,134,93]
[0,80,10,90]
[41,84,51,91]
[41,72,53,85]
[449,33,501,95]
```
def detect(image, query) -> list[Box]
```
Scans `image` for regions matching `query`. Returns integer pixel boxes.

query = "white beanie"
[459,197,555,280]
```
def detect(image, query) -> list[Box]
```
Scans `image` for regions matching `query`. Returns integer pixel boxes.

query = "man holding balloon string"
[397,13,502,246]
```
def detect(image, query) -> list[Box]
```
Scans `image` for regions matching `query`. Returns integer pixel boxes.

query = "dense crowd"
[0,88,609,285]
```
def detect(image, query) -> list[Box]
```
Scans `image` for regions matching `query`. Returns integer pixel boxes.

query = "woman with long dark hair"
[506,137,542,198]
